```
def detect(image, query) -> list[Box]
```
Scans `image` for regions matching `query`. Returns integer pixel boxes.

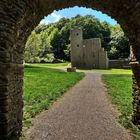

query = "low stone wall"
[67,67,76,72]
[109,59,130,68]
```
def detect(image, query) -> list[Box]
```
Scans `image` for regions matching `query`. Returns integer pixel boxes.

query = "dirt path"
[25,72,132,140]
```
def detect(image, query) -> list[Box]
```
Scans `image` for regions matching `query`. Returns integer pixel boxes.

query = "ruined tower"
[70,28,83,68]
[70,28,109,69]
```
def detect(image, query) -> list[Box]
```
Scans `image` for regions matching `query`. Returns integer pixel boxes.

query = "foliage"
[108,25,130,59]
[103,74,140,139]
[24,31,40,63]
[24,30,53,63]
[23,64,84,128]
[24,15,130,62]
[69,15,111,50]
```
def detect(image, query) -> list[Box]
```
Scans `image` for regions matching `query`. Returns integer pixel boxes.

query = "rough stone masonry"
[70,28,108,69]
[1,0,140,139]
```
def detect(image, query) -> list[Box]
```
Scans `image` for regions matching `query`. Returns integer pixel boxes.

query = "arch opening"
[0,1,140,139]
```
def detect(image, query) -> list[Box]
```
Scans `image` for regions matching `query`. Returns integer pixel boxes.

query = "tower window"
[77,44,80,47]
[76,33,79,36]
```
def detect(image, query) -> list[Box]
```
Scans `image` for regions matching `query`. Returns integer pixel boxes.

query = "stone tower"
[70,28,83,68]
[70,28,108,69]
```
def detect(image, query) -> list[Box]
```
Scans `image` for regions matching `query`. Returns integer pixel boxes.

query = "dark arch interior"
[1,1,140,139]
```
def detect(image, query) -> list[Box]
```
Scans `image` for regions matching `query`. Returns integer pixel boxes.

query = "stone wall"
[99,48,109,69]
[70,28,83,68]
[70,28,108,69]
[109,59,130,68]
[1,0,140,139]
[83,38,100,69]
[0,0,44,139]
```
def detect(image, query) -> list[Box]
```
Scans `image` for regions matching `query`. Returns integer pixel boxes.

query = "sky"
[40,6,117,25]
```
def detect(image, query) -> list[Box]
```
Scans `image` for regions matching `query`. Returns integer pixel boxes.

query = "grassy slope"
[103,74,140,139]
[23,64,84,127]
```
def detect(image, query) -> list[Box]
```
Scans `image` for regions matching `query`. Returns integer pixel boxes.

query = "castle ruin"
[70,28,109,69]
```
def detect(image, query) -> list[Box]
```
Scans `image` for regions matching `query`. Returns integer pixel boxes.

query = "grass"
[23,64,84,128]
[103,74,140,139]
[25,62,69,68]
[93,68,132,74]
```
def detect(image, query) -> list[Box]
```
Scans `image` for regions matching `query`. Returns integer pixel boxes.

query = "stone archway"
[0,0,140,139]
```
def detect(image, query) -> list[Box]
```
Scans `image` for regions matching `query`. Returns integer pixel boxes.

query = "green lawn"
[23,64,84,128]
[103,74,140,139]
[25,62,69,68]
[93,68,132,74]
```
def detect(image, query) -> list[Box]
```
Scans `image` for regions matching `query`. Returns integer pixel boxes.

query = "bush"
[33,57,41,63]
[40,53,55,63]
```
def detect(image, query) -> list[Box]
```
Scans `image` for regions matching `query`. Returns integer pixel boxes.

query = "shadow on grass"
[24,65,40,69]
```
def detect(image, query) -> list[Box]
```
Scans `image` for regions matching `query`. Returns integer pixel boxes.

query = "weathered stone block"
[67,67,76,72]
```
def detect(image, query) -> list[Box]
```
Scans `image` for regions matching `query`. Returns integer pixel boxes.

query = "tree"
[24,15,130,62]
[38,30,51,58]
[108,25,130,59]
[47,15,111,60]
[24,31,40,63]
[24,29,53,63]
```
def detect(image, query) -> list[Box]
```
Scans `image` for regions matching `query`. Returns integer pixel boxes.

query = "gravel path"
[25,72,132,140]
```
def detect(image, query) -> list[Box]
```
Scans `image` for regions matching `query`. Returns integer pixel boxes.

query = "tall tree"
[108,25,130,59]
[24,31,40,63]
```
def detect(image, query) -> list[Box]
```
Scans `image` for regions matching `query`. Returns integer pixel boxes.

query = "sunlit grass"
[103,74,140,139]
[23,64,84,128]
[25,62,69,68]
[93,68,132,74]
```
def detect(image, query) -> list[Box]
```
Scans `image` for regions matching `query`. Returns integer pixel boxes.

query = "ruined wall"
[83,39,99,69]
[109,59,130,68]
[99,48,109,69]
[71,28,108,69]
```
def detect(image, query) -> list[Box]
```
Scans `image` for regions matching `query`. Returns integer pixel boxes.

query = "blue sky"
[40,6,117,25]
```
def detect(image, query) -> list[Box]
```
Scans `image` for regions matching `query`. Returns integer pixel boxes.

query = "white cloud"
[40,19,51,25]
[40,12,62,25]
[51,12,62,22]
